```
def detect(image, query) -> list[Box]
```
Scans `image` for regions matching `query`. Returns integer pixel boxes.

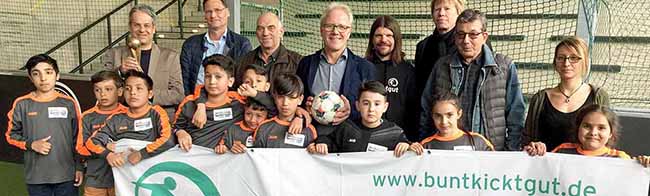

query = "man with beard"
[364,15,418,141]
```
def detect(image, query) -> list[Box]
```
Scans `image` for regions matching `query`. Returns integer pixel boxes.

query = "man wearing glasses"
[419,9,525,151]
[181,0,252,95]
[296,2,376,125]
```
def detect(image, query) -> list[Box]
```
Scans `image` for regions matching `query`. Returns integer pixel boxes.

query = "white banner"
[112,143,650,196]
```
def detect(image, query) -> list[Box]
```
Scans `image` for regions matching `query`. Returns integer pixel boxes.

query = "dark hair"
[245,99,267,112]
[203,0,228,8]
[243,64,268,76]
[91,70,124,88]
[271,73,303,97]
[431,90,477,147]
[358,80,387,100]
[202,54,235,77]
[456,9,487,32]
[123,70,154,90]
[365,15,405,64]
[24,54,59,74]
[574,104,620,147]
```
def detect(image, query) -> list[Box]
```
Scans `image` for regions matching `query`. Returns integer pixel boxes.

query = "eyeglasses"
[321,24,351,32]
[455,31,484,40]
[555,56,582,63]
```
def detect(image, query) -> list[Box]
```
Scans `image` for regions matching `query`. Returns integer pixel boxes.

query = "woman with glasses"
[523,36,610,151]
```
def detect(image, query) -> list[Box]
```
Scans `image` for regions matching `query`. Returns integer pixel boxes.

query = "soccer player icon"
[133,176,177,196]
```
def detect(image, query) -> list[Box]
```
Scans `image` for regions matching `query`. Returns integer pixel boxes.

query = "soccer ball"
[311,91,343,124]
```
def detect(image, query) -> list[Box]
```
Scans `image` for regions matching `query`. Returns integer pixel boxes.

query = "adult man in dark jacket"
[296,2,375,124]
[364,15,418,141]
[181,0,251,95]
[420,9,525,151]
[234,12,302,88]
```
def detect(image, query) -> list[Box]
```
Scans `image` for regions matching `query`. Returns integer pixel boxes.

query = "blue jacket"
[296,49,376,121]
[180,30,252,95]
[419,44,525,151]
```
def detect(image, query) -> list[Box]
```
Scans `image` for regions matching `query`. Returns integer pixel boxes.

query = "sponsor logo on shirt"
[386,78,399,93]
[268,135,278,140]
[27,112,38,116]
[348,139,356,143]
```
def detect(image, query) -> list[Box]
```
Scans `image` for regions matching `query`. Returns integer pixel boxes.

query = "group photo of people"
[4,0,650,195]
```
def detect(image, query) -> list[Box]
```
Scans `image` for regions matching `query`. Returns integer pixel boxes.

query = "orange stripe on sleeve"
[470,132,495,151]
[146,106,173,153]
[307,125,317,140]
[252,118,275,141]
[418,135,437,147]
[551,143,578,153]
[61,95,91,156]
[173,95,197,125]
[5,94,32,150]
[85,126,107,155]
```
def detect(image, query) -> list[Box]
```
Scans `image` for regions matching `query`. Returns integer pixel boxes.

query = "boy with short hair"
[253,74,317,148]
[6,54,85,195]
[174,54,245,154]
[86,70,175,167]
[226,99,268,153]
[80,70,127,196]
[309,81,410,157]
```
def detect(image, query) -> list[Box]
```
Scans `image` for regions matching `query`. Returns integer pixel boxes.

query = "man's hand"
[523,142,546,156]
[305,96,314,113]
[31,136,52,155]
[331,95,351,125]
[215,144,228,154]
[288,116,304,134]
[74,171,83,187]
[106,152,125,167]
[315,143,329,155]
[192,103,207,129]
[120,57,142,73]
[176,130,192,152]
[230,141,247,154]
[237,84,258,97]
[127,149,143,165]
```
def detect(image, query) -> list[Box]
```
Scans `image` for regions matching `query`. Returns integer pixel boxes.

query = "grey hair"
[456,9,487,31]
[129,4,157,25]
[320,2,353,26]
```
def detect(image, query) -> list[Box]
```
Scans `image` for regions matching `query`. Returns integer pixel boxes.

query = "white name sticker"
[366,143,388,152]
[213,108,233,121]
[284,133,306,147]
[453,145,475,151]
[134,118,153,131]
[245,136,254,147]
[48,107,68,118]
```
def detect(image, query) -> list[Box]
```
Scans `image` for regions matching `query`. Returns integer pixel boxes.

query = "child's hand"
[31,136,52,155]
[237,83,258,97]
[288,116,304,134]
[176,130,192,152]
[107,142,116,152]
[106,152,125,167]
[305,96,314,112]
[296,108,312,126]
[409,143,424,156]
[192,103,207,129]
[315,143,329,155]
[231,141,247,154]
[634,155,650,167]
[523,142,546,156]
[127,149,143,165]
[74,171,83,187]
[215,144,228,154]
[394,142,410,157]
[332,95,351,125]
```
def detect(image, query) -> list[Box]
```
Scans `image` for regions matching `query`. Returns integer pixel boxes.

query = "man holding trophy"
[102,4,185,122]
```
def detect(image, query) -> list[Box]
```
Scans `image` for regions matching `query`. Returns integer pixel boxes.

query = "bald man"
[234,12,302,88]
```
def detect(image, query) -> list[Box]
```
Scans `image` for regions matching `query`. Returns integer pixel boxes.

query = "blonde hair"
[430,0,465,18]
[320,2,353,26]
[554,36,590,78]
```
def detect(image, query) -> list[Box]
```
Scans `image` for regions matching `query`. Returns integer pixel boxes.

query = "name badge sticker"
[213,108,233,121]
[48,107,68,118]
[284,133,306,147]
[245,136,254,147]
[366,143,388,152]
[453,145,475,151]
[134,118,153,131]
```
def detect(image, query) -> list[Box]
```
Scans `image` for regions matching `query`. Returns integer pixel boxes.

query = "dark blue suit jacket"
[180,30,252,95]
[296,49,376,121]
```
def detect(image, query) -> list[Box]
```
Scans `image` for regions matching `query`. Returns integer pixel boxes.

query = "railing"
[42,0,187,74]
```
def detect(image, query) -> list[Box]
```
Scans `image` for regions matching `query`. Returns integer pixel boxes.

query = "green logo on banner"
[133,161,220,196]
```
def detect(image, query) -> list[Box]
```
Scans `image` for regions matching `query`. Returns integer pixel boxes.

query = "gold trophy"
[126,37,143,72]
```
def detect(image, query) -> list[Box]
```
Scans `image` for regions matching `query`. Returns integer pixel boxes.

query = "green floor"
[0,161,27,196]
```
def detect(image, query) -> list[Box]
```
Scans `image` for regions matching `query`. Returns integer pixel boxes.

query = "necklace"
[557,82,584,103]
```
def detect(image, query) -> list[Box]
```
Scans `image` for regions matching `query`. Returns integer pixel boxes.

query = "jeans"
[27,181,78,196]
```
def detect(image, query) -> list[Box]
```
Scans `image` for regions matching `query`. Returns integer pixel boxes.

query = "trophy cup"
[126,37,143,72]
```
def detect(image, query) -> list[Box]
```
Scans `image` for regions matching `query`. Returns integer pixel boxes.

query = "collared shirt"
[197,30,228,84]
[312,49,348,95]
[459,52,483,134]
[256,47,281,67]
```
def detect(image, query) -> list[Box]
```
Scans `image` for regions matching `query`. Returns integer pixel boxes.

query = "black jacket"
[315,120,408,153]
